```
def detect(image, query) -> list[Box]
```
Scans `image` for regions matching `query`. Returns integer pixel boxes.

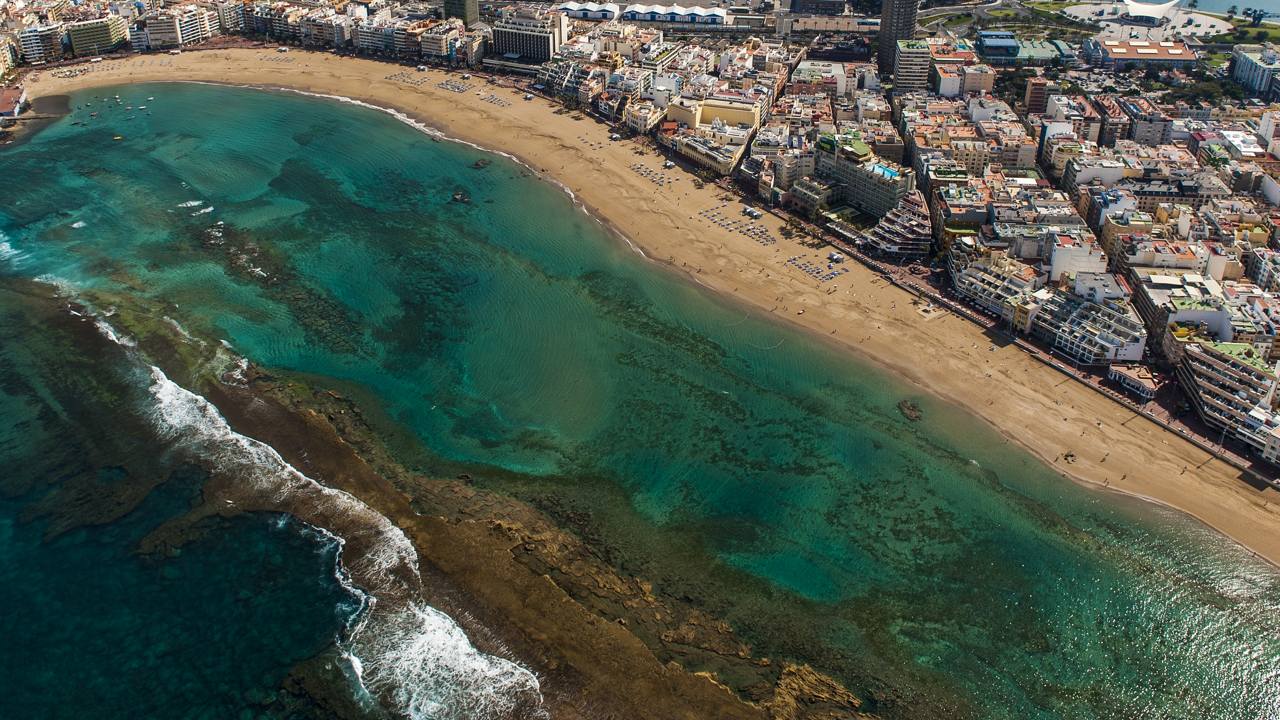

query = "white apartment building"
[135,6,218,50]
[492,6,570,63]
[19,25,65,64]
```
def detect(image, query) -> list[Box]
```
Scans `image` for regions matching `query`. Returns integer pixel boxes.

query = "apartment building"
[18,25,65,64]
[858,189,932,258]
[1010,282,1147,365]
[892,40,930,96]
[300,11,353,49]
[1119,97,1173,147]
[420,19,462,61]
[1176,337,1280,456]
[134,6,218,50]
[1232,44,1280,100]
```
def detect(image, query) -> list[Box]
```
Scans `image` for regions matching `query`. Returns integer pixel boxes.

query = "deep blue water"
[0,282,364,719]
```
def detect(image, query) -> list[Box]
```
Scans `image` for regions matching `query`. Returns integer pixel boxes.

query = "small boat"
[147,97,154,101]
[451,190,471,204]
[113,135,124,141]
[138,106,147,109]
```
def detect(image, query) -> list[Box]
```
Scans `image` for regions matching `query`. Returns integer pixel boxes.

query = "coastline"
[20,49,1280,567]
[74,285,829,720]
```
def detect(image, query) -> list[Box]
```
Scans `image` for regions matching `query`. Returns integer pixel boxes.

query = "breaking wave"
[0,234,26,266]
[92,315,546,719]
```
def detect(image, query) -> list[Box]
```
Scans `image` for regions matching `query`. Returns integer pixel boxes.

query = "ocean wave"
[94,318,137,347]
[33,273,78,295]
[357,603,548,720]
[143,364,420,592]
[0,239,21,264]
[134,357,545,719]
[0,231,32,268]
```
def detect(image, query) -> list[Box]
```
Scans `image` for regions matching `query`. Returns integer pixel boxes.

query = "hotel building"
[814,131,916,217]
[492,6,570,63]
[67,15,127,57]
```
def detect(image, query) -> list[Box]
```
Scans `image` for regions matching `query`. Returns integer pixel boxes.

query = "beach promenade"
[22,47,1280,567]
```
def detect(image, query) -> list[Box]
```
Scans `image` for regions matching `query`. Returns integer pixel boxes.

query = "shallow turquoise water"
[2,83,1280,718]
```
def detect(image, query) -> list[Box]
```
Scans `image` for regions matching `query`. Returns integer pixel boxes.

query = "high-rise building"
[877,0,920,73]
[18,25,66,64]
[68,16,127,57]
[891,39,929,95]
[0,35,17,77]
[444,0,479,27]
[134,5,218,50]
[491,6,569,63]
[1024,75,1053,114]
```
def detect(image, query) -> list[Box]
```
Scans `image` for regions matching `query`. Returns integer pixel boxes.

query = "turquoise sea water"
[2,83,1280,718]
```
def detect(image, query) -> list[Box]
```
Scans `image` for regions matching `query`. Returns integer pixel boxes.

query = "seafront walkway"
[814,230,1280,490]
[737,190,1278,487]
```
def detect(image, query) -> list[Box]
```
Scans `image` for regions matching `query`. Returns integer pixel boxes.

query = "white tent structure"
[1121,0,1179,23]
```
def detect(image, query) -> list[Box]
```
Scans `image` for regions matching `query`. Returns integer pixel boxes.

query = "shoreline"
[19,48,1280,568]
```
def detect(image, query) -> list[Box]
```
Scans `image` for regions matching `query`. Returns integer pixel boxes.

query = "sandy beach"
[21,48,1280,568]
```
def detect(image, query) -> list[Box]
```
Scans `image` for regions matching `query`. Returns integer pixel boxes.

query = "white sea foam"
[71,220,87,229]
[33,274,78,296]
[143,365,418,588]
[162,316,202,345]
[94,317,137,347]
[357,603,548,720]
[191,206,214,216]
[139,362,545,719]
[177,200,204,208]
[0,239,23,265]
